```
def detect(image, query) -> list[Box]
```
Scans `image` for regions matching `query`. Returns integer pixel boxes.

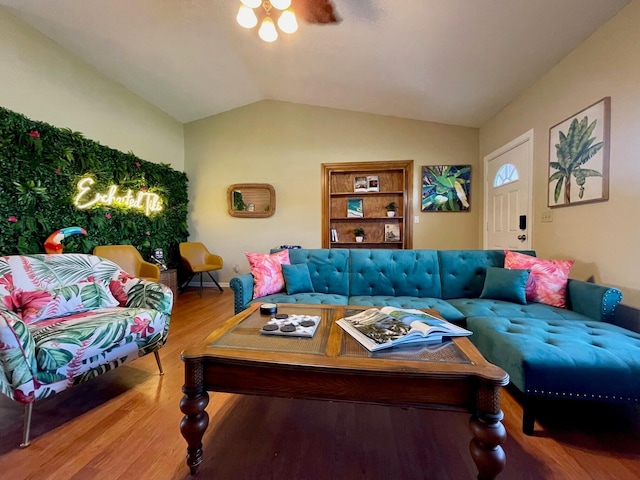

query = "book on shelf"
[331,228,339,242]
[384,223,401,242]
[347,198,364,217]
[336,307,471,352]
[366,175,379,192]
[354,176,368,192]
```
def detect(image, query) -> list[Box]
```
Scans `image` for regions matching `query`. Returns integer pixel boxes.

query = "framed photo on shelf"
[384,224,400,242]
[347,198,364,217]
[367,175,379,192]
[354,176,368,192]
[548,97,610,208]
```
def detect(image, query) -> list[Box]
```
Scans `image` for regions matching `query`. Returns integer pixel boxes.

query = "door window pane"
[493,163,519,187]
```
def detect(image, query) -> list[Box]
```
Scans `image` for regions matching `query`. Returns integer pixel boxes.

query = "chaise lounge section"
[230,248,636,433]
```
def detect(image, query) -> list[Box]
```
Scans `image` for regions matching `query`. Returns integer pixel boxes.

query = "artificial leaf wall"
[0,106,189,268]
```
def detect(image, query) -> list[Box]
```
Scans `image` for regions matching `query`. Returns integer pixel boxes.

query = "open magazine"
[336,307,471,352]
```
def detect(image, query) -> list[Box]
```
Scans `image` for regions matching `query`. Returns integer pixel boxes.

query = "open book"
[336,307,471,352]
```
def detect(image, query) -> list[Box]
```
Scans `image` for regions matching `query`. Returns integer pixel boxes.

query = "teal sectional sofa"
[230,248,637,434]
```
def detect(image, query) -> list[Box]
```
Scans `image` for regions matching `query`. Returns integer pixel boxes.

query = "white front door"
[483,130,533,250]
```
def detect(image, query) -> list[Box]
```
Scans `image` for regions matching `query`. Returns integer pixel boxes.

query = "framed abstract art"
[421,165,471,212]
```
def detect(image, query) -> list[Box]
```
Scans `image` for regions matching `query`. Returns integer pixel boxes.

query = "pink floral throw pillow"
[504,250,574,308]
[246,250,291,298]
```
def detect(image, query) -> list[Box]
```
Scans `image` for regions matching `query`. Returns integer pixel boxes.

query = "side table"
[160,268,178,297]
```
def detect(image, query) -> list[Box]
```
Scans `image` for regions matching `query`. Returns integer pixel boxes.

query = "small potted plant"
[353,227,365,243]
[385,202,398,217]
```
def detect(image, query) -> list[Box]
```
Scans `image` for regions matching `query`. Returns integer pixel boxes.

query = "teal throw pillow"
[480,266,529,304]
[282,263,315,295]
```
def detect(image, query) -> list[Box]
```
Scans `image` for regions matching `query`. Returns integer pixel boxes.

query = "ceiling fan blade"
[295,0,340,25]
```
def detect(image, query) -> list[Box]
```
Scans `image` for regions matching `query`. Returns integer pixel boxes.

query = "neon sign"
[74,177,163,216]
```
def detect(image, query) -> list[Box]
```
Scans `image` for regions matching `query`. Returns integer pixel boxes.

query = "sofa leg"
[522,394,535,436]
[20,403,33,448]
[154,350,164,376]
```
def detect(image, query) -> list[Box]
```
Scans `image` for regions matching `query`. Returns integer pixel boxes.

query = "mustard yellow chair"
[179,242,223,296]
[93,245,161,282]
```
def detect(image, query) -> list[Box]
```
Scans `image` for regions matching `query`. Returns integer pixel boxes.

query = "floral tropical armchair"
[0,253,173,447]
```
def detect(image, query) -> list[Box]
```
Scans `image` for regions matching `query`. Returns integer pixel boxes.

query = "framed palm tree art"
[548,97,610,208]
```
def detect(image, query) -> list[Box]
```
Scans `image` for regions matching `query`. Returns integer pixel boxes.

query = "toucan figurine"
[44,226,87,254]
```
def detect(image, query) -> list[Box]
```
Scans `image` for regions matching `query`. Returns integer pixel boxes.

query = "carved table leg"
[470,384,507,479]
[180,359,210,475]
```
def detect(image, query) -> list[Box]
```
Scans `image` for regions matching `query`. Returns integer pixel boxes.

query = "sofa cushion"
[252,292,349,306]
[349,249,442,298]
[479,267,529,304]
[448,298,592,321]
[29,306,167,375]
[282,263,315,295]
[438,250,535,300]
[504,250,574,308]
[348,295,465,322]
[288,249,350,296]
[16,281,119,324]
[246,250,291,298]
[467,315,640,400]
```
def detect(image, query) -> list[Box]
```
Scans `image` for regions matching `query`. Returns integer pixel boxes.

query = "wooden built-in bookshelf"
[321,160,413,249]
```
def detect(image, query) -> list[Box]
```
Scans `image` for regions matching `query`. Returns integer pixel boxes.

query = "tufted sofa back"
[288,248,350,295]
[349,249,442,298]
[438,250,536,299]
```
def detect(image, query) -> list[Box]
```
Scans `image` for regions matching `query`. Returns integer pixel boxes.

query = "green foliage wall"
[0,107,189,268]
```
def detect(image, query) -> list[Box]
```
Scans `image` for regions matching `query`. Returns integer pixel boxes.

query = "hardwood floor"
[1,289,639,479]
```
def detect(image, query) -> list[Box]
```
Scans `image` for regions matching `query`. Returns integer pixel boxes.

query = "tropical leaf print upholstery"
[13,281,119,324]
[0,254,172,405]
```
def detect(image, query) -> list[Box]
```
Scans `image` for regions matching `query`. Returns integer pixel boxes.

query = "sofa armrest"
[0,307,37,403]
[230,274,255,314]
[566,279,622,323]
[110,272,174,316]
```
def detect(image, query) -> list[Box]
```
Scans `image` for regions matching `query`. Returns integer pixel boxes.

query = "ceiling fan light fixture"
[277,9,298,34]
[240,0,262,8]
[269,0,291,10]
[258,17,278,42]
[236,5,258,29]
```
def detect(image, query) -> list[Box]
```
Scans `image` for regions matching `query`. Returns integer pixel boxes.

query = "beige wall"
[185,100,478,282]
[0,9,184,170]
[480,1,640,307]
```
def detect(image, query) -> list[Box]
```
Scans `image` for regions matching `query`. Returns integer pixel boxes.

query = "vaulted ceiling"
[1,0,631,127]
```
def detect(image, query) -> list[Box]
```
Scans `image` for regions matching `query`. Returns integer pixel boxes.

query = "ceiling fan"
[295,0,340,25]
[237,0,340,42]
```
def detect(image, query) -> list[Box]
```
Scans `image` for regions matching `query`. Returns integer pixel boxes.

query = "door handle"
[517,235,527,241]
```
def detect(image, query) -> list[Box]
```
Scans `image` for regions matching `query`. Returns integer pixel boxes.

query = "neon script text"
[74,177,163,216]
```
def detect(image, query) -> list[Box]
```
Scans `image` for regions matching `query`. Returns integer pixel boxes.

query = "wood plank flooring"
[1,289,639,479]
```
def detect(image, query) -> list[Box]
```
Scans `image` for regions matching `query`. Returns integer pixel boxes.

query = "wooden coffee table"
[180,304,509,479]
